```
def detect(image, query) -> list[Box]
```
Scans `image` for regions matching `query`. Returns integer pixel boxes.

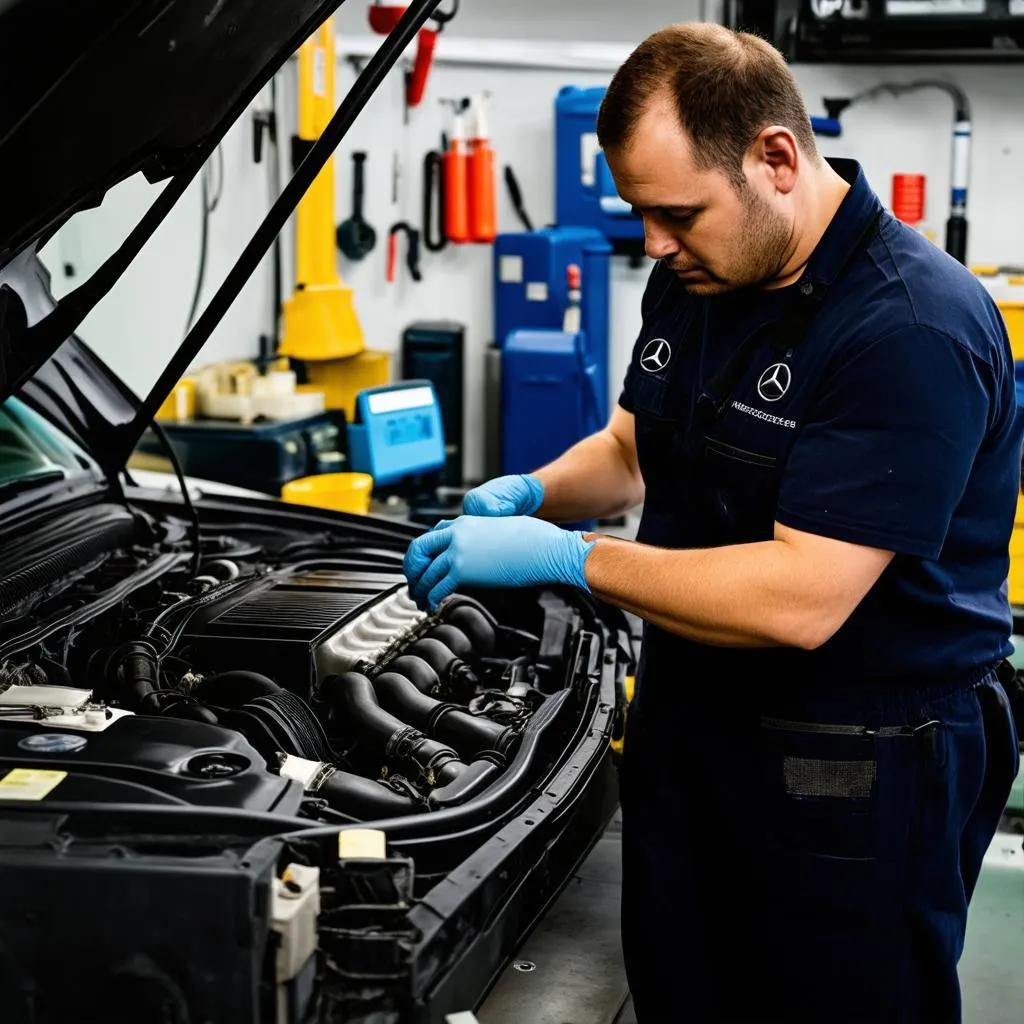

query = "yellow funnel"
[279,17,364,361]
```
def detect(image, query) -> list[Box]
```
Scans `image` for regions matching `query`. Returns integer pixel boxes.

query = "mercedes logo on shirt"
[640,338,672,374]
[757,362,792,402]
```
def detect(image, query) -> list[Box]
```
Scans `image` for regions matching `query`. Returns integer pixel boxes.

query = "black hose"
[425,624,473,660]
[439,603,496,656]
[386,654,440,693]
[373,671,515,759]
[428,759,501,810]
[322,672,464,784]
[404,637,479,698]
[193,671,282,706]
[318,770,423,817]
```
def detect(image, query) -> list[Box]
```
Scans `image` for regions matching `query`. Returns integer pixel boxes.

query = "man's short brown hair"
[596,22,818,186]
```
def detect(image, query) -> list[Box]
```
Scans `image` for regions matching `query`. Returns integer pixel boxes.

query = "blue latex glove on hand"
[462,474,544,517]
[403,515,595,611]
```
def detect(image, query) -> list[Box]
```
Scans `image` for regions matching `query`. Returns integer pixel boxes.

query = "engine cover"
[177,564,426,698]
[0,716,303,814]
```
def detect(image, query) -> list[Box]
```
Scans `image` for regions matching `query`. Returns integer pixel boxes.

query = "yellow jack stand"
[279,17,364,361]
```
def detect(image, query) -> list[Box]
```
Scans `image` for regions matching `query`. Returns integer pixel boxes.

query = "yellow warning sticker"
[0,768,67,800]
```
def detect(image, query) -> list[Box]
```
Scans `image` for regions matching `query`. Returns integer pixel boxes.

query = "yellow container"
[281,472,373,516]
[155,377,197,423]
[302,349,391,422]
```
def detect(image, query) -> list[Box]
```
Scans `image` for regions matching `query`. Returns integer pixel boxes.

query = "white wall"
[39,0,1024,486]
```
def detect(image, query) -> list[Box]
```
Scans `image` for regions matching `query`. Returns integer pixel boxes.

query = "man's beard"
[669,186,792,295]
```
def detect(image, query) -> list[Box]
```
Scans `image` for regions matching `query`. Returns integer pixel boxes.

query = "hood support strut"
[127,0,443,462]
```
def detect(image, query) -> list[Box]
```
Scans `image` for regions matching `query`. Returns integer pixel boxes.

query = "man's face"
[605,97,794,295]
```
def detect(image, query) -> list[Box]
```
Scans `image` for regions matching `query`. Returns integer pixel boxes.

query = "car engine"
[0,505,608,825]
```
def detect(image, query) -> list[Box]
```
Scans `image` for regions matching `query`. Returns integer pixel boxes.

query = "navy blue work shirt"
[619,158,1024,688]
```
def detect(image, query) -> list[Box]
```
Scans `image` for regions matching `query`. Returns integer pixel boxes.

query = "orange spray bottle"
[442,99,470,244]
[468,93,497,243]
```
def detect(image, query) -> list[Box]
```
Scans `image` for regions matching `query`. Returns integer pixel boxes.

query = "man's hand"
[403,516,595,611]
[462,474,545,517]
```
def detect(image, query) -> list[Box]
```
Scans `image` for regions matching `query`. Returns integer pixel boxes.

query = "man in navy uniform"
[404,22,1022,1022]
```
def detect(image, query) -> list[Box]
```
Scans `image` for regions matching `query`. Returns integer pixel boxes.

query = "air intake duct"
[372,670,515,761]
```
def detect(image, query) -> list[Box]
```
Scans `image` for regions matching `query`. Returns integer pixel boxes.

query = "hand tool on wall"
[387,222,422,283]
[422,144,447,252]
[819,81,972,264]
[467,93,496,243]
[336,151,377,260]
[368,0,459,111]
[504,165,534,232]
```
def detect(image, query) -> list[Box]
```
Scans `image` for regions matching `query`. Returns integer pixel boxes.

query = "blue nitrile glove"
[462,474,544,517]
[402,516,595,612]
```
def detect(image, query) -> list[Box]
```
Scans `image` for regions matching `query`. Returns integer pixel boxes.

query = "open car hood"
[0,0,438,475]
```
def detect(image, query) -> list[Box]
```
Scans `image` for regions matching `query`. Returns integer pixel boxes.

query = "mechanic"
[403,22,1023,1023]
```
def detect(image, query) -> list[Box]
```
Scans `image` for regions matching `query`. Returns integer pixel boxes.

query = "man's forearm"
[582,534,847,650]
[532,430,644,522]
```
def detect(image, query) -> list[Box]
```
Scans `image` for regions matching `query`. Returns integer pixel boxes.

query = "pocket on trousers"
[758,717,879,861]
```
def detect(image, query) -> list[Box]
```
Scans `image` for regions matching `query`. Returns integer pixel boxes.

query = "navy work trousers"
[619,670,1020,1023]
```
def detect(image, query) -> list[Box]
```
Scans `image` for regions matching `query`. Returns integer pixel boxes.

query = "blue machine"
[493,226,612,420]
[555,86,644,249]
[347,381,446,486]
[501,329,601,531]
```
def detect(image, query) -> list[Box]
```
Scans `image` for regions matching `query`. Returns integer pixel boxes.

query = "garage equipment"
[467,93,496,244]
[401,321,465,488]
[500,328,600,532]
[336,151,377,261]
[555,86,644,260]
[387,221,422,283]
[368,0,459,111]
[278,16,390,423]
[278,17,364,361]
[493,226,611,411]
[717,0,1024,64]
[135,410,347,495]
[814,82,972,264]
[441,98,471,244]
[346,380,446,487]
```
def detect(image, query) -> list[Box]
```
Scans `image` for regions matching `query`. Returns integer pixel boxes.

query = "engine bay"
[0,502,612,826]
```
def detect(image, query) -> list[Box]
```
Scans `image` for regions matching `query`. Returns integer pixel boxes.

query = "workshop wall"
[41,0,1024,488]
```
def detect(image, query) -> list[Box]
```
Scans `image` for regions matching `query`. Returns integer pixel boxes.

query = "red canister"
[892,173,926,225]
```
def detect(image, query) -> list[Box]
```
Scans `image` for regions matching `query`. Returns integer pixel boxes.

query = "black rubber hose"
[373,671,513,759]
[404,637,479,698]
[428,759,501,810]
[318,770,422,817]
[193,671,282,706]
[405,637,459,677]
[322,673,463,781]
[386,655,441,693]
[426,624,473,660]
[439,603,496,656]
[323,672,414,748]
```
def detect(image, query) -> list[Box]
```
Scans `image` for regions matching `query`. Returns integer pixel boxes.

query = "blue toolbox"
[493,227,611,422]
[500,329,601,531]
[500,329,602,475]
[554,86,644,252]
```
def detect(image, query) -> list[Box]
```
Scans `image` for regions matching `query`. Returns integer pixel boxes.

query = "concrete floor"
[478,813,1024,1024]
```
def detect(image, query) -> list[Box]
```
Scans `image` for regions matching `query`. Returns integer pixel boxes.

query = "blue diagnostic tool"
[347,380,447,486]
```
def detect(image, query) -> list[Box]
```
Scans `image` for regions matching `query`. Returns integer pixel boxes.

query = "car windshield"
[0,397,99,490]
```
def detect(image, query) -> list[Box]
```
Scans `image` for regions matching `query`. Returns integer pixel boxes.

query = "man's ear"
[746,126,799,195]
